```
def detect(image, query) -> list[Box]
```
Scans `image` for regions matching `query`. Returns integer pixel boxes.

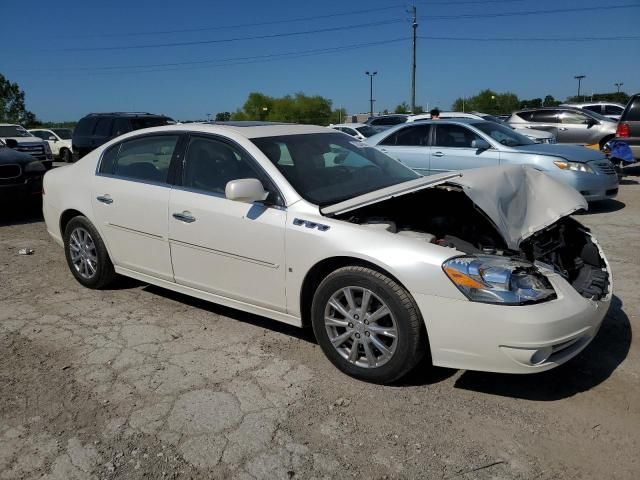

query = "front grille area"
[0,164,22,179]
[15,144,47,161]
[595,161,616,175]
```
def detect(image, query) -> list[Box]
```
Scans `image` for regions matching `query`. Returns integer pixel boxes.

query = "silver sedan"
[366,119,619,202]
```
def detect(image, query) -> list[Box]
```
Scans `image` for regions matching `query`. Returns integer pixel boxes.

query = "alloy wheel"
[324,286,398,368]
[68,227,98,279]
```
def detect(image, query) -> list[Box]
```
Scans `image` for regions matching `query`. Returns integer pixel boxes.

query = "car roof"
[123,123,333,139]
[83,112,170,117]
[410,117,483,125]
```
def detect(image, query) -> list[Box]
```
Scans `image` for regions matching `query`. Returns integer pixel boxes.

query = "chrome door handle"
[96,194,113,204]
[433,151,444,157]
[558,127,569,131]
[172,211,196,223]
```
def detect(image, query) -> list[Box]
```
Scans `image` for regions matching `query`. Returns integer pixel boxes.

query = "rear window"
[623,98,640,121]
[532,111,559,123]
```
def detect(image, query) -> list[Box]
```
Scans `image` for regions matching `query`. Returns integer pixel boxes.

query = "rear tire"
[60,148,72,163]
[311,266,428,384]
[63,216,116,289]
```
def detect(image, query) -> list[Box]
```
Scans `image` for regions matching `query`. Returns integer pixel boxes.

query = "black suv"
[72,112,174,159]
[614,94,640,160]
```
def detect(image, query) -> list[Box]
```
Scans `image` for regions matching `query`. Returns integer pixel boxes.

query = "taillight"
[616,122,630,138]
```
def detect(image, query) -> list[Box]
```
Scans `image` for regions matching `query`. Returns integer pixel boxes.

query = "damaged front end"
[324,165,611,303]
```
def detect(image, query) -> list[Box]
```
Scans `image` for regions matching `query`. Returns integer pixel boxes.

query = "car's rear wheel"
[63,216,116,289]
[311,266,427,384]
[60,148,72,163]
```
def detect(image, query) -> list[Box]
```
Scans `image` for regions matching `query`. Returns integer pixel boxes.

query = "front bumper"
[414,266,612,374]
[0,177,43,202]
[545,168,619,202]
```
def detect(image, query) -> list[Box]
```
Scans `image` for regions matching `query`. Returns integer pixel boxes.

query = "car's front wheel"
[311,266,428,384]
[63,216,116,289]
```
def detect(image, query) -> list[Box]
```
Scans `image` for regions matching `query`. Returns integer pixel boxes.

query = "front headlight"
[442,256,556,305]
[553,160,594,173]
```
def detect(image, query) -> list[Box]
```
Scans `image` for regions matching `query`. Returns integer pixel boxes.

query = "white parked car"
[329,123,378,140]
[408,112,557,144]
[29,128,74,162]
[43,123,612,383]
[0,123,54,167]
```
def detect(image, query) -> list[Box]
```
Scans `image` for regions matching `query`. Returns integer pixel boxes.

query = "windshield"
[52,128,72,139]
[251,132,420,206]
[473,122,535,147]
[355,125,377,137]
[0,125,33,137]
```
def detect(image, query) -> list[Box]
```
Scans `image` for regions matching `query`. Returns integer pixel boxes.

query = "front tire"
[311,266,428,384]
[63,216,116,289]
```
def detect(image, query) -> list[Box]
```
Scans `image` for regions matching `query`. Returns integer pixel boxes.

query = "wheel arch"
[599,134,615,149]
[299,256,412,328]
[59,208,88,237]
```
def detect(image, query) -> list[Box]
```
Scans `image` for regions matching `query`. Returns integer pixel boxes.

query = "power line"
[30,38,410,75]
[62,0,529,38]
[420,3,640,20]
[59,19,404,51]
[418,35,640,42]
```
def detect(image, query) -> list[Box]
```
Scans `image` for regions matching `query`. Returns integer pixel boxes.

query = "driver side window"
[182,136,277,201]
[433,125,481,148]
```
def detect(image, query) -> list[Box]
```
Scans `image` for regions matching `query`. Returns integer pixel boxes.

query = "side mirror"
[48,136,57,141]
[471,138,491,151]
[225,178,269,204]
[586,118,598,128]
[5,139,18,148]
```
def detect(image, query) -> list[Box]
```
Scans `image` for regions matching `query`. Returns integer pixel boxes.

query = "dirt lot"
[1,174,638,480]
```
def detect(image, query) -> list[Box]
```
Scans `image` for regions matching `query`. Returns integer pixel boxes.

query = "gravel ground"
[1,173,638,480]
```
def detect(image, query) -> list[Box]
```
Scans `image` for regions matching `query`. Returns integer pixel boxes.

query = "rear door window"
[605,105,624,116]
[560,111,590,124]
[380,125,430,146]
[100,135,180,184]
[74,118,95,136]
[94,118,113,137]
[531,110,559,123]
[113,118,131,136]
[583,105,602,114]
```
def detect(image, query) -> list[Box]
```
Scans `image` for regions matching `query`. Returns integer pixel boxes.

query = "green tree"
[232,91,335,125]
[215,111,231,121]
[394,102,410,114]
[0,73,38,126]
[543,95,561,107]
[452,89,520,115]
[519,98,542,109]
[565,92,630,104]
[330,107,348,124]
[413,105,425,114]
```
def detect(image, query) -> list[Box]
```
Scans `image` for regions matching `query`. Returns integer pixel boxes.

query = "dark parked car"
[72,112,175,159]
[0,139,46,206]
[364,114,410,133]
[614,94,640,160]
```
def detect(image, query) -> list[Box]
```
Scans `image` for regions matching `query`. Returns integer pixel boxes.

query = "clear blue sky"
[2,0,639,121]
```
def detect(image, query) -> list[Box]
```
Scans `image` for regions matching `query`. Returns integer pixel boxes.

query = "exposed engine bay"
[336,185,610,301]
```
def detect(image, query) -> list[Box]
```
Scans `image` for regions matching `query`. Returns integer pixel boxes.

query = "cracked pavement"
[1,175,639,479]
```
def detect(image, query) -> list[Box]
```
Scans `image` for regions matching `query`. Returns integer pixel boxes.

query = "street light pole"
[615,82,624,93]
[574,75,586,100]
[365,71,377,117]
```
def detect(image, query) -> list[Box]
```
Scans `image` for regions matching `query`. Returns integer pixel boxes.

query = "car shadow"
[452,295,631,401]
[0,207,43,227]
[619,178,638,185]
[141,284,317,344]
[582,199,626,214]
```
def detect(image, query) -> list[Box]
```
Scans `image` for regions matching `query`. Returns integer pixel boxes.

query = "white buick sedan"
[43,122,612,384]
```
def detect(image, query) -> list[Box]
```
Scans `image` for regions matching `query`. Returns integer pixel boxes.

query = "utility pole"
[411,5,418,113]
[574,75,586,100]
[615,82,623,93]
[365,71,377,117]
